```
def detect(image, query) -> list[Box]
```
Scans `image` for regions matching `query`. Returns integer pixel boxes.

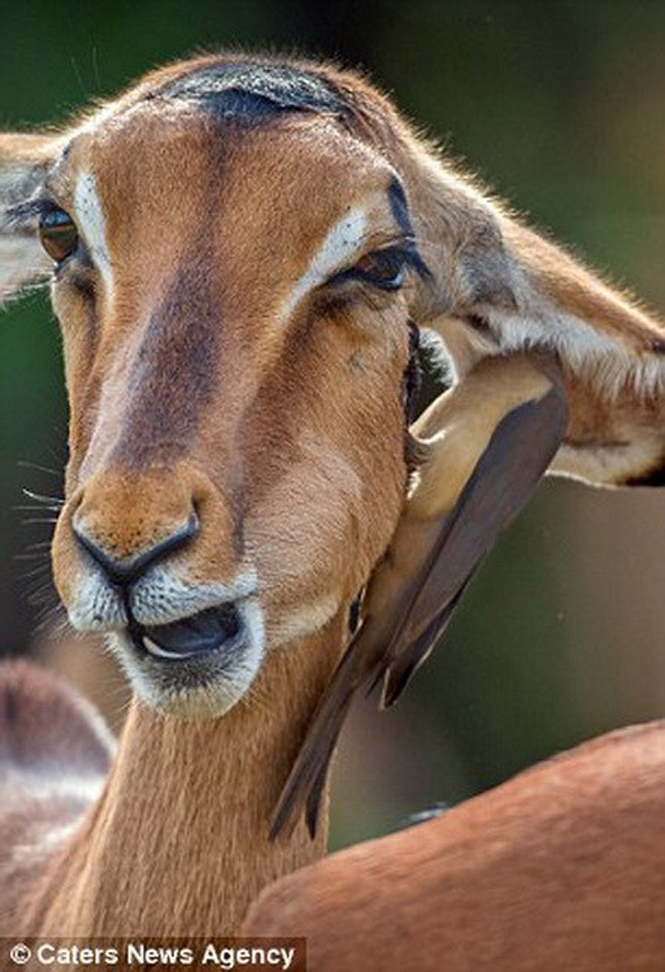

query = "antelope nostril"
[73,511,200,586]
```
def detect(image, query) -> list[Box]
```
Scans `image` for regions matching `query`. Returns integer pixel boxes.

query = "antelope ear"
[411,167,665,369]
[407,164,665,486]
[486,214,665,370]
[0,133,59,305]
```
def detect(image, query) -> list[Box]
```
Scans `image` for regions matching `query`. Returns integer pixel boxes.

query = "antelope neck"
[22,614,346,937]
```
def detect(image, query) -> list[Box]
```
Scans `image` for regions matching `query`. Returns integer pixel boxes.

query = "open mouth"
[129,605,245,661]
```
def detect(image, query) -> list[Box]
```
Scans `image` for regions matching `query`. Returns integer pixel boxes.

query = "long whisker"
[19,563,53,581]
[14,506,63,514]
[17,460,62,479]
[21,488,64,508]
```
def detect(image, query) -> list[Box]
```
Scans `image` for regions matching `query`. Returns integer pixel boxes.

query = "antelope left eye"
[38,209,79,264]
[334,246,407,291]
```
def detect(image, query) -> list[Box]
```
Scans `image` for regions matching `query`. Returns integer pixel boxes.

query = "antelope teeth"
[141,635,192,661]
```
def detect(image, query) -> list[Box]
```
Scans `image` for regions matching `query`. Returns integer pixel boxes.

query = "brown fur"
[16,621,345,936]
[0,54,415,936]
[46,108,409,637]
[0,662,112,933]
[1,51,665,939]
[243,722,665,971]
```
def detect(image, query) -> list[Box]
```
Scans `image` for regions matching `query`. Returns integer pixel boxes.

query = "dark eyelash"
[328,241,431,289]
[4,197,62,230]
[400,241,432,281]
[329,244,405,285]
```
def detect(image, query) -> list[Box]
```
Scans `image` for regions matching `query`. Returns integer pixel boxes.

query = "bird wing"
[271,353,568,840]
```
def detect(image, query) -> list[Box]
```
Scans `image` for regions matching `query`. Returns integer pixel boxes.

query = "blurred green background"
[2,0,665,849]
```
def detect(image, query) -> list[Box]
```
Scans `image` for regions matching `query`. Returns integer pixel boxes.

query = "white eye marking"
[282,207,367,317]
[73,171,113,302]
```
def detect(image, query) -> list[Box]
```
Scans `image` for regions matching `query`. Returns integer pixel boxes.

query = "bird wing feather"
[272,355,568,840]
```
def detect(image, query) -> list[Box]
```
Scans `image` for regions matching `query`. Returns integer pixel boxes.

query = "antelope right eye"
[39,209,79,263]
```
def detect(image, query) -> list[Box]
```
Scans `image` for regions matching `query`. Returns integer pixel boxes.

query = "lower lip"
[129,605,244,662]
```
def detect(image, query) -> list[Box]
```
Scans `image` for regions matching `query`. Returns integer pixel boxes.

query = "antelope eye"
[348,246,407,291]
[38,209,79,263]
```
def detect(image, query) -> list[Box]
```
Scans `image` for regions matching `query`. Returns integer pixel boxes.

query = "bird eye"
[344,246,407,291]
[39,209,79,263]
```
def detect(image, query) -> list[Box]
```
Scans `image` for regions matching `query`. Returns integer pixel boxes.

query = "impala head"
[0,59,431,717]
[2,53,665,718]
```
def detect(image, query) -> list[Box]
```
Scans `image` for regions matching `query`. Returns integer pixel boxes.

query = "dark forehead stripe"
[110,252,219,469]
[154,61,348,123]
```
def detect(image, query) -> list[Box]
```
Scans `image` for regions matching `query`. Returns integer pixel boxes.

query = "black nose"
[73,512,199,587]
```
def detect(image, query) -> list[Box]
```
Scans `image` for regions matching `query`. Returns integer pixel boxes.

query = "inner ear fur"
[363,109,665,485]
[401,152,665,389]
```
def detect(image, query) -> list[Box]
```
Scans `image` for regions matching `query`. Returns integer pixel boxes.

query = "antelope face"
[40,81,420,716]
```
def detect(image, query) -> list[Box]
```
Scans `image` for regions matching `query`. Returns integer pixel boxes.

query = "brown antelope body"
[0,52,664,941]
[244,722,665,971]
